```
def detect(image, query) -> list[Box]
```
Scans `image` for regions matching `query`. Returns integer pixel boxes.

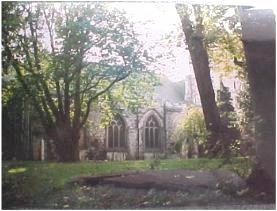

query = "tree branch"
[70,75,106,98]
[27,7,61,122]
[43,7,55,53]
[19,34,55,122]
[72,61,82,130]
[80,72,131,127]
[3,40,53,129]
[43,7,65,116]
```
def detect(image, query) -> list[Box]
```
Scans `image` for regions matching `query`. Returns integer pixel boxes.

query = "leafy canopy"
[171,106,207,153]
[2,2,155,132]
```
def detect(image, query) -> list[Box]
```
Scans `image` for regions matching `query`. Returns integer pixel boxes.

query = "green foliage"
[2,2,156,160]
[2,2,151,122]
[216,81,241,158]
[236,82,254,134]
[176,4,244,77]
[217,81,237,128]
[98,71,159,127]
[200,6,245,77]
[149,158,161,170]
[119,71,159,113]
[224,157,253,178]
[2,75,42,160]
[2,68,21,106]
[171,106,207,156]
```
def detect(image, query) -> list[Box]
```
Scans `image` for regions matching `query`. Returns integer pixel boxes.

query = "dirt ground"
[37,169,273,209]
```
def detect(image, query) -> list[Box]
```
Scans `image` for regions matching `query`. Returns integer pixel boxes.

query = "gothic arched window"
[144,115,161,150]
[107,115,126,150]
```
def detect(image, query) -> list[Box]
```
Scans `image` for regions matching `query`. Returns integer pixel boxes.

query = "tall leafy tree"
[2,2,150,161]
[217,81,237,127]
[217,81,240,157]
[176,4,223,156]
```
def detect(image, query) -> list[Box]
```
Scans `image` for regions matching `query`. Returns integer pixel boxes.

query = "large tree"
[2,2,149,161]
[176,4,223,156]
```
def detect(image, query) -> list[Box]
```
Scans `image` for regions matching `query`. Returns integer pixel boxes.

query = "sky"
[109,1,277,82]
[45,1,276,82]
[40,2,192,82]
[110,2,193,82]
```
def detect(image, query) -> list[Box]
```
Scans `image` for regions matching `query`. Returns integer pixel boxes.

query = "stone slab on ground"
[51,176,273,209]
[72,169,246,192]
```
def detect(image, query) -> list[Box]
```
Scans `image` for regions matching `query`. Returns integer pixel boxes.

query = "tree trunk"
[48,125,80,162]
[239,7,275,196]
[176,5,223,156]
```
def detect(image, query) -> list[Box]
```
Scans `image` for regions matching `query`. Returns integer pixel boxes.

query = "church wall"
[165,107,186,145]
[106,152,127,160]
[36,76,200,161]
[80,104,188,161]
[40,104,188,161]
[138,107,166,159]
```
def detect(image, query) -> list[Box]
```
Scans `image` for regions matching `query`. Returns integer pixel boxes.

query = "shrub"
[171,106,207,157]
[149,158,161,170]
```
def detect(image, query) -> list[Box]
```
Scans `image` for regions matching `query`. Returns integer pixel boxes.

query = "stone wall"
[39,104,186,161]
[80,104,186,161]
[165,105,186,146]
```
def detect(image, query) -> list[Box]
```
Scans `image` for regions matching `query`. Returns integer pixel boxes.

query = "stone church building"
[78,76,198,161]
[35,76,200,161]
[36,73,239,161]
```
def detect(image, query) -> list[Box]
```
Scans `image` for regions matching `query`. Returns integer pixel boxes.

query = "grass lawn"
[2,158,252,209]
